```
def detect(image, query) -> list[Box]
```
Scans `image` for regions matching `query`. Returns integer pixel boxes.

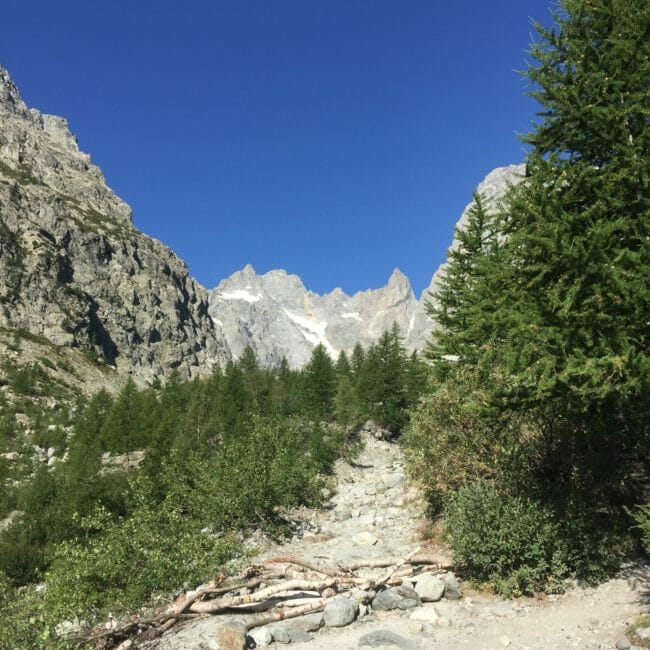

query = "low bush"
[402,366,530,510]
[444,481,621,597]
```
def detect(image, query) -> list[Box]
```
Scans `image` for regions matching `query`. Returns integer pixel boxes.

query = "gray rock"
[324,596,358,627]
[358,629,417,649]
[247,625,273,647]
[442,571,462,600]
[267,620,313,643]
[414,573,445,602]
[615,639,630,650]
[291,613,324,632]
[372,585,421,611]
[215,620,248,650]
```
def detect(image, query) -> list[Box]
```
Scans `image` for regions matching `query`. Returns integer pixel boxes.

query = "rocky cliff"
[0,65,227,390]
[421,164,525,303]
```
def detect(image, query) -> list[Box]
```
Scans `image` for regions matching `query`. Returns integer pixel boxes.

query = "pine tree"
[426,192,499,369]
[335,350,352,378]
[302,344,336,420]
[350,343,365,375]
[472,0,649,499]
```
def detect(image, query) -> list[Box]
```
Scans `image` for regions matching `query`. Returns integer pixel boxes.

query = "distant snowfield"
[342,312,362,321]
[283,309,338,358]
[219,289,262,302]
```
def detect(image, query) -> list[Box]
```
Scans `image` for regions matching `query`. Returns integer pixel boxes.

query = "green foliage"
[407,0,649,596]
[44,505,238,618]
[302,344,337,420]
[630,503,650,554]
[404,366,510,504]
[426,192,500,368]
[445,481,620,597]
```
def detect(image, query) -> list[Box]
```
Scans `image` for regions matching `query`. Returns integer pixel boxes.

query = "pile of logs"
[86,546,452,649]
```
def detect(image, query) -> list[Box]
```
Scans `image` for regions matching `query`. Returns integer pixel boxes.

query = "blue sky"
[2,0,553,295]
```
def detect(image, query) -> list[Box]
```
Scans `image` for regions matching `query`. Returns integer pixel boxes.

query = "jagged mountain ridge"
[0,64,228,390]
[209,266,431,368]
[208,163,524,368]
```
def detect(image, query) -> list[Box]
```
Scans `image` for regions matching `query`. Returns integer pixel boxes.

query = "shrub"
[402,366,530,509]
[631,503,650,554]
[444,481,620,597]
[44,505,239,622]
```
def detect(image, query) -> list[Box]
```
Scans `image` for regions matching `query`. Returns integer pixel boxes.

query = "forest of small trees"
[0,330,428,646]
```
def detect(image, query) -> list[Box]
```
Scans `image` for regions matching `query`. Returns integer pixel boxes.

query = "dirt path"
[151,433,649,650]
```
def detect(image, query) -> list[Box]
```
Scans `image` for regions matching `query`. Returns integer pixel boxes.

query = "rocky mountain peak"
[385,268,412,295]
[0,64,28,116]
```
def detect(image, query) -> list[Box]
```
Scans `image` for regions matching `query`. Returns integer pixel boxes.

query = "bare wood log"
[241,595,336,631]
[190,578,338,614]
[266,555,344,576]
[341,554,450,572]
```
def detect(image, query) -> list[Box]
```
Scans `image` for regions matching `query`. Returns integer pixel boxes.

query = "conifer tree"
[469,0,649,499]
[335,350,352,378]
[350,343,365,375]
[426,192,499,369]
[302,344,336,420]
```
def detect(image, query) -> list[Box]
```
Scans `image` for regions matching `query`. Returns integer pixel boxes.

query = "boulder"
[442,572,462,600]
[324,596,358,627]
[358,629,417,649]
[372,585,421,611]
[414,573,445,602]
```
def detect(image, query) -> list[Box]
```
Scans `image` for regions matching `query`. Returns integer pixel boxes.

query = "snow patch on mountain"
[219,289,262,303]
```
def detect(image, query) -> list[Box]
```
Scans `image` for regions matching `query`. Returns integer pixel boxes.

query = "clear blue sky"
[2,0,553,296]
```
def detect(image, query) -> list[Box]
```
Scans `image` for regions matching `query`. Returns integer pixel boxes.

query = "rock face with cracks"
[0,64,228,389]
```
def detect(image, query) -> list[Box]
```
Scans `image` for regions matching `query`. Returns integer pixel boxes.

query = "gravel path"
[151,433,650,650]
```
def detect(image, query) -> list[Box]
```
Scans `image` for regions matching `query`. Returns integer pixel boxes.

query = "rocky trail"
[131,432,649,650]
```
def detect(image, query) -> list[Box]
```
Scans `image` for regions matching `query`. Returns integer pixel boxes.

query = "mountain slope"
[0,64,227,391]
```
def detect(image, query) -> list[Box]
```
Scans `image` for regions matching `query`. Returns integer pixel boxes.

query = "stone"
[248,626,273,646]
[437,616,451,628]
[293,613,324,632]
[358,630,417,649]
[500,635,512,647]
[442,572,462,600]
[324,596,358,627]
[372,588,404,611]
[636,627,650,640]
[414,574,445,602]
[267,621,312,643]
[409,606,439,624]
[372,585,420,611]
[615,638,631,650]
[352,531,379,546]
[215,621,248,650]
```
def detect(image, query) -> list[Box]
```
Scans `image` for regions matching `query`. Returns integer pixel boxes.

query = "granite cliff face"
[0,65,227,389]
[421,164,525,302]
[209,164,524,368]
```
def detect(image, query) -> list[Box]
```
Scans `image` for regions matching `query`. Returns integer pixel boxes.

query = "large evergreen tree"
[472,0,648,498]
